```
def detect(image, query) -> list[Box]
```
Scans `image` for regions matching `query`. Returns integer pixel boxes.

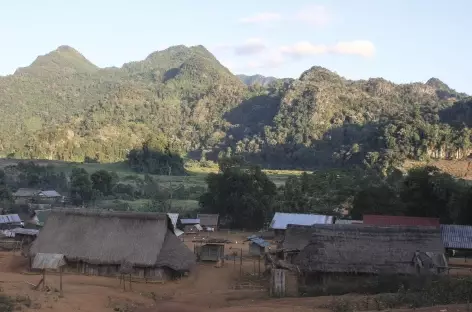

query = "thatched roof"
[282,225,319,251]
[32,253,66,270]
[197,214,219,227]
[13,188,40,197]
[293,224,446,275]
[30,209,195,271]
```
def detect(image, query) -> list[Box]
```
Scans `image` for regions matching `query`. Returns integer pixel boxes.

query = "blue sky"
[1,0,470,93]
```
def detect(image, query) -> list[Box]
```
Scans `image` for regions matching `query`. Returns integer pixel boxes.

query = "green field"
[0,158,305,213]
[0,158,303,187]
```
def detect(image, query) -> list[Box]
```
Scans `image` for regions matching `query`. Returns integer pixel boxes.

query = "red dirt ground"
[1,232,471,312]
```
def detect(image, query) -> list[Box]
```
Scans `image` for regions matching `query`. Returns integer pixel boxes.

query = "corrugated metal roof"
[335,219,363,225]
[441,224,472,249]
[270,212,333,230]
[11,228,39,236]
[37,190,61,198]
[167,213,179,228]
[180,218,200,225]
[247,235,270,247]
[363,215,440,227]
[0,214,21,224]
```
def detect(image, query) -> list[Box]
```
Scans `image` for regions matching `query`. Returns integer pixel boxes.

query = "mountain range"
[0,44,471,171]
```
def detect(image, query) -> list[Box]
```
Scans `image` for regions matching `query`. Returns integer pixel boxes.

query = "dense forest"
[0,44,471,175]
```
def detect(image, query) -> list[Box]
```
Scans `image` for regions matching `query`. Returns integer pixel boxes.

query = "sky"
[0,0,471,93]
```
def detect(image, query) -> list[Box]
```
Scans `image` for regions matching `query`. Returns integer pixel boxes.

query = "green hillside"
[0,44,471,174]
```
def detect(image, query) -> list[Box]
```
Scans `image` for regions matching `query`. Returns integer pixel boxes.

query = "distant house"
[197,214,219,231]
[363,215,440,228]
[36,190,62,204]
[440,224,472,256]
[247,235,270,257]
[270,212,333,236]
[196,243,225,262]
[276,224,447,295]
[180,218,203,233]
[13,188,40,205]
[295,224,447,275]
[0,214,23,230]
[30,209,196,280]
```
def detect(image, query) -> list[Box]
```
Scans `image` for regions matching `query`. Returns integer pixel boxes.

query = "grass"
[0,158,304,187]
[94,199,200,211]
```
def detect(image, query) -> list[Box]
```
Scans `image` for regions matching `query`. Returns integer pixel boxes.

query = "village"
[0,188,472,312]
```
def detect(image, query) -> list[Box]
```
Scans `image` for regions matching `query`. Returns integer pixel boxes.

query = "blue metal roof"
[180,218,200,225]
[247,235,270,247]
[441,224,472,249]
[270,212,333,230]
[0,214,21,224]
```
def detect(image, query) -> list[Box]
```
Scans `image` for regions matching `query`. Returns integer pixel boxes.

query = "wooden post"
[258,256,261,277]
[129,274,132,290]
[42,269,46,290]
[240,248,243,276]
[59,267,63,296]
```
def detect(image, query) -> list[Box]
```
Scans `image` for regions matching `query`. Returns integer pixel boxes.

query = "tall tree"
[199,158,277,230]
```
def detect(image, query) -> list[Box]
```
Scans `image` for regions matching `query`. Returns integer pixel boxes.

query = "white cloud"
[280,40,376,58]
[212,38,267,56]
[234,38,267,55]
[331,40,376,58]
[246,53,286,70]
[238,12,282,24]
[295,5,332,26]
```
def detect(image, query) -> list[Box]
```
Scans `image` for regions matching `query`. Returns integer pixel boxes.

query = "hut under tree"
[29,209,196,281]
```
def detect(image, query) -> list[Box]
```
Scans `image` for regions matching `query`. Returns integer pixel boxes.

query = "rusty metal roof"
[363,215,440,227]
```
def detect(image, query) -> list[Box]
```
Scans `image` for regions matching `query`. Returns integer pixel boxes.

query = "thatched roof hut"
[29,209,196,274]
[293,224,447,275]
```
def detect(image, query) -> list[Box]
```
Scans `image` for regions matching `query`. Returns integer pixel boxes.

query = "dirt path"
[0,249,470,312]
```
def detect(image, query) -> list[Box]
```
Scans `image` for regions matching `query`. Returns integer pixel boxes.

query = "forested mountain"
[237,74,292,87]
[0,44,471,172]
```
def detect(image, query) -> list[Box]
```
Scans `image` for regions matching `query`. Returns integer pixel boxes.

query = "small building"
[293,224,447,292]
[30,209,196,280]
[247,235,270,257]
[363,215,440,228]
[197,214,219,231]
[440,224,472,256]
[270,212,333,237]
[13,188,40,205]
[36,190,62,204]
[196,243,225,262]
[0,214,23,230]
[180,218,202,233]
